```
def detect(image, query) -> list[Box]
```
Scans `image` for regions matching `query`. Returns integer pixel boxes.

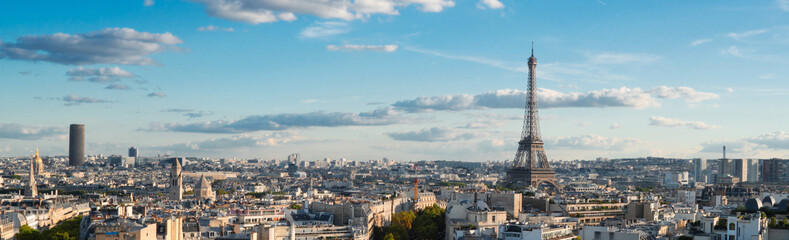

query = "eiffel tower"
[504,46,558,189]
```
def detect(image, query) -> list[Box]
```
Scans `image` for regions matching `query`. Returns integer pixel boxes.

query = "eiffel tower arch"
[504,46,558,189]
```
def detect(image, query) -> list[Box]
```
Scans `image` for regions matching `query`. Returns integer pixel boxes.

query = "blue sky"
[1,0,788,161]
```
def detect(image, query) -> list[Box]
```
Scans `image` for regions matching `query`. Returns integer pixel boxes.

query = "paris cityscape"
[2,1,789,240]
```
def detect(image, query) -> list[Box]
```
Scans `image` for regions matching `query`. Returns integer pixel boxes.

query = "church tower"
[169,158,183,201]
[25,148,39,198]
[194,175,215,200]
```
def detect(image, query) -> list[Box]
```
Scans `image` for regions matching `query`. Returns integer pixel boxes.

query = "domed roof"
[763,196,777,207]
[33,148,42,162]
[745,198,762,212]
[777,199,789,212]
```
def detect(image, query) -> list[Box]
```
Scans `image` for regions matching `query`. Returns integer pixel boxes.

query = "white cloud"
[392,86,717,112]
[387,127,475,142]
[0,123,66,140]
[699,130,789,156]
[726,29,768,40]
[477,0,504,9]
[66,66,134,82]
[152,107,406,133]
[61,94,111,105]
[327,44,398,52]
[727,87,734,93]
[610,123,620,129]
[299,21,350,38]
[780,0,789,11]
[700,141,765,155]
[191,0,455,24]
[151,132,298,154]
[691,39,712,46]
[647,86,719,102]
[747,131,789,149]
[197,25,235,32]
[649,116,719,130]
[587,52,662,64]
[549,134,640,150]
[0,28,182,65]
[144,0,154,6]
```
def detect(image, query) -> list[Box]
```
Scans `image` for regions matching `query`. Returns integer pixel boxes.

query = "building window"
[492,216,496,222]
[729,223,735,231]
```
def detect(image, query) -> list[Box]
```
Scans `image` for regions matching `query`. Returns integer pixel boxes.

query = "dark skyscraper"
[129,147,138,158]
[69,124,85,166]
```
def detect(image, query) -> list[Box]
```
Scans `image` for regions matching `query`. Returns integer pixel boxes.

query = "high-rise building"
[761,159,789,183]
[734,159,747,181]
[693,158,706,183]
[69,124,85,166]
[746,159,759,182]
[129,147,138,158]
[504,46,558,188]
[169,158,183,201]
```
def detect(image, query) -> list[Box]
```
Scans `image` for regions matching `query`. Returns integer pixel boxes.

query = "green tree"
[770,217,777,228]
[383,233,395,240]
[289,203,302,210]
[16,225,42,240]
[392,211,415,230]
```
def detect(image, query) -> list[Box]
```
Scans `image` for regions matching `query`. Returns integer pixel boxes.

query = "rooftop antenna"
[531,42,534,56]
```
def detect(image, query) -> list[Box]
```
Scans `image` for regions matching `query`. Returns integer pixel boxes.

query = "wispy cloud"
[691,39,712,46]
[549,134,640,150]
[105,83,131,90]
[726,29,768,41]
[387,127,475,142]
[61,94,111,105]
[143,0,154,6]
[162,108,213,118]
[327,44,398,52]
[0,123,66,140]
[147,92,166,97]
[405,47,526,72]
[150,107,407,133]
[780,0,789,11]
[649,116,719,130]
[300,22,350,38]
[586,52,662,64]
[477,0,504,9]
[197,25,235,32]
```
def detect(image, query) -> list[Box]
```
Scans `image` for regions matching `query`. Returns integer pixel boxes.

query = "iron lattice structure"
[505,48,558,188]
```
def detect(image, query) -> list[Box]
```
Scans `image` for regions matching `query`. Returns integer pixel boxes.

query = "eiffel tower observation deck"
[504,46,558,189]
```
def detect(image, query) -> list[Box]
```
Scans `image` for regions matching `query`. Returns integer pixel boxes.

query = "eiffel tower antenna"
[504,44,558,189]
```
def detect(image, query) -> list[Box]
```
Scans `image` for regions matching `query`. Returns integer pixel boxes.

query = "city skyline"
[2,0,789,161]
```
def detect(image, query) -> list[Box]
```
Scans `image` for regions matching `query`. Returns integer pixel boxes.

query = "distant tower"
[69,124,85,166]
[26,149,38,197]
[169,158,183,201]
[129,147,138,158]
[194,175,215,200]
[504,45,558,189]
[723,146,726,159]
